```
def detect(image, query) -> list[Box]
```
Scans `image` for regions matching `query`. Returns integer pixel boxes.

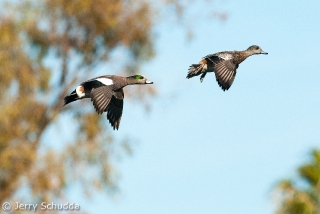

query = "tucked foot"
[200,72,207,82]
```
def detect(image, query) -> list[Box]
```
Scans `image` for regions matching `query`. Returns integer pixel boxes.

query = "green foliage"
[274,149,320,214]
[299,150,320,186]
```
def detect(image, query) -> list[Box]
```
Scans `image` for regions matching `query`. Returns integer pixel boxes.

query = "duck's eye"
[255,46,259,50]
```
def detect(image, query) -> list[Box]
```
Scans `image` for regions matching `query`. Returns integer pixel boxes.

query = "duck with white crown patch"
[64,74,153,130]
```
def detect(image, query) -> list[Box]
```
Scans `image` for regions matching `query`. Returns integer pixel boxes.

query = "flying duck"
[186,45,268,91]
[64,75,153,130]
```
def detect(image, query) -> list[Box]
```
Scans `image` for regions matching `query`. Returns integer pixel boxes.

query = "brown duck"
[186,45,268,91]
[64,75,153,130]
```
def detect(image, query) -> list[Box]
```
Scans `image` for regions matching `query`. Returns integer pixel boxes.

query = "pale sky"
[60,0,320,213]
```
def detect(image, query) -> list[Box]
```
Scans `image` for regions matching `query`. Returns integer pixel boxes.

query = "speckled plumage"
[186,45,268,91]
[64,75,153,130]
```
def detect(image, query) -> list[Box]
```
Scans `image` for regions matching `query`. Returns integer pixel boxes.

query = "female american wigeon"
[64,75,153,130]
[186,45,268,91]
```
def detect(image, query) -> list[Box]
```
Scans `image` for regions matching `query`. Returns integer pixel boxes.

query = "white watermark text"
[2,202,80,212]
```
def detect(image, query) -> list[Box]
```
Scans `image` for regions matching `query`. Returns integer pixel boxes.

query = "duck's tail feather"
[186,64,206,79]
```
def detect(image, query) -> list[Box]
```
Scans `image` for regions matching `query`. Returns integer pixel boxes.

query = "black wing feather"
[104,89,124,130]
[91,86,124,130]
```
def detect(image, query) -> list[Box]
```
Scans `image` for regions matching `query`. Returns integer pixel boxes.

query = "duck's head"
[126,75,153,85]
[247,45,268,55]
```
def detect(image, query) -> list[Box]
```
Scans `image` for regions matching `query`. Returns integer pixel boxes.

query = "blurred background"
[0,0,319,213]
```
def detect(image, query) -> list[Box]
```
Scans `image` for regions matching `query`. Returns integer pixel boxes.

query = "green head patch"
[134,75,144,80]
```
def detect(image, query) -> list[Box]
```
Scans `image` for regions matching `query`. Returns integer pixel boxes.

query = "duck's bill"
[261,50,268,55]
[146,80,153,84]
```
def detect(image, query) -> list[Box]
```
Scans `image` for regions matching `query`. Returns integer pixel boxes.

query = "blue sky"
[66,0,320,213]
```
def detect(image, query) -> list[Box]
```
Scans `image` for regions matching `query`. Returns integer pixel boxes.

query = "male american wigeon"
[64,75,153,130]
[187,45,268,91]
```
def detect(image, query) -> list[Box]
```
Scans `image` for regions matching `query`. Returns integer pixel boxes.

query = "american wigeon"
[187,45,268,91]
[64,75,153,130]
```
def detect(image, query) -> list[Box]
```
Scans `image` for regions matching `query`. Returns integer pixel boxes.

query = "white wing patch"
[218,53,233,61]
[96,78,113,86]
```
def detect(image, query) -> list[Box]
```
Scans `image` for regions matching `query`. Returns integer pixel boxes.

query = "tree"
[274,149,320,214]
[0,0,225,206]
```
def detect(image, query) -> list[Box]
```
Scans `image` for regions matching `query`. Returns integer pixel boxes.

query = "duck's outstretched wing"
[205,53,237,91]
[90,86,113,114]
[105,89,124,130]
[90,86,124,130]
